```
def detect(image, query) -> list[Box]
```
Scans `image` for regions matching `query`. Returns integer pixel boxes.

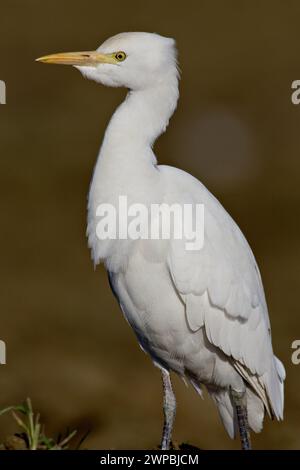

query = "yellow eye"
[114,51,126,62]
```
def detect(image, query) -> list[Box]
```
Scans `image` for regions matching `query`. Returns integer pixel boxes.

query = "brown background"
[0,0,299,449]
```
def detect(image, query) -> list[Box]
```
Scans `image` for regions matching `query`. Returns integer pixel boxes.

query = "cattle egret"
[37,32,285,450]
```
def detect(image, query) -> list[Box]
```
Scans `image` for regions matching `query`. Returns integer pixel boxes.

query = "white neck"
[87,71,179,266]
[104,76,179,151]
[90,71,179,191]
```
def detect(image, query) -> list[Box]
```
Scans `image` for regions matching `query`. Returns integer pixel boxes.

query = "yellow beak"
[36,51,116,66]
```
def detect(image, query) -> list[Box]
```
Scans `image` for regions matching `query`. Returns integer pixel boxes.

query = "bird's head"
[36,32,178,90]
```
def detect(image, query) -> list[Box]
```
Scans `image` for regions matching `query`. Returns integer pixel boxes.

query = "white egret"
[37,32,285,450]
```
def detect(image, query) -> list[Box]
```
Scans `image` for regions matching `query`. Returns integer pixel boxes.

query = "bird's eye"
[114,51,126,62]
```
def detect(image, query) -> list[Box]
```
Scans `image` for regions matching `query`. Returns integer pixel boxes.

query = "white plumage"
[37,32,285,449]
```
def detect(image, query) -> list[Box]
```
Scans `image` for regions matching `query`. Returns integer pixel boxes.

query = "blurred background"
[0,0,299,449]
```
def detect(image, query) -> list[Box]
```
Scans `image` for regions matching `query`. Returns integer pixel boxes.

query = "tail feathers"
[207,387,238,439]
[246,386,264,433]
[234,361,272,417]
[198,355,285,439]
[234,355,285,421]
[263,356,285,420]
[207,386,265,439]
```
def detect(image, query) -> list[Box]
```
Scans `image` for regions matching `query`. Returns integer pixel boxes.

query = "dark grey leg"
[231,389,252,450]
[161,369,176,450]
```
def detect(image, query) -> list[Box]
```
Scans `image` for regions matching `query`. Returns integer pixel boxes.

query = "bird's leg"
[231,388,252,450]
[161,369,176,450]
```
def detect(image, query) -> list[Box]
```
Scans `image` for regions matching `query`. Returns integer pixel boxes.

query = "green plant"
[0,398,78,450]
